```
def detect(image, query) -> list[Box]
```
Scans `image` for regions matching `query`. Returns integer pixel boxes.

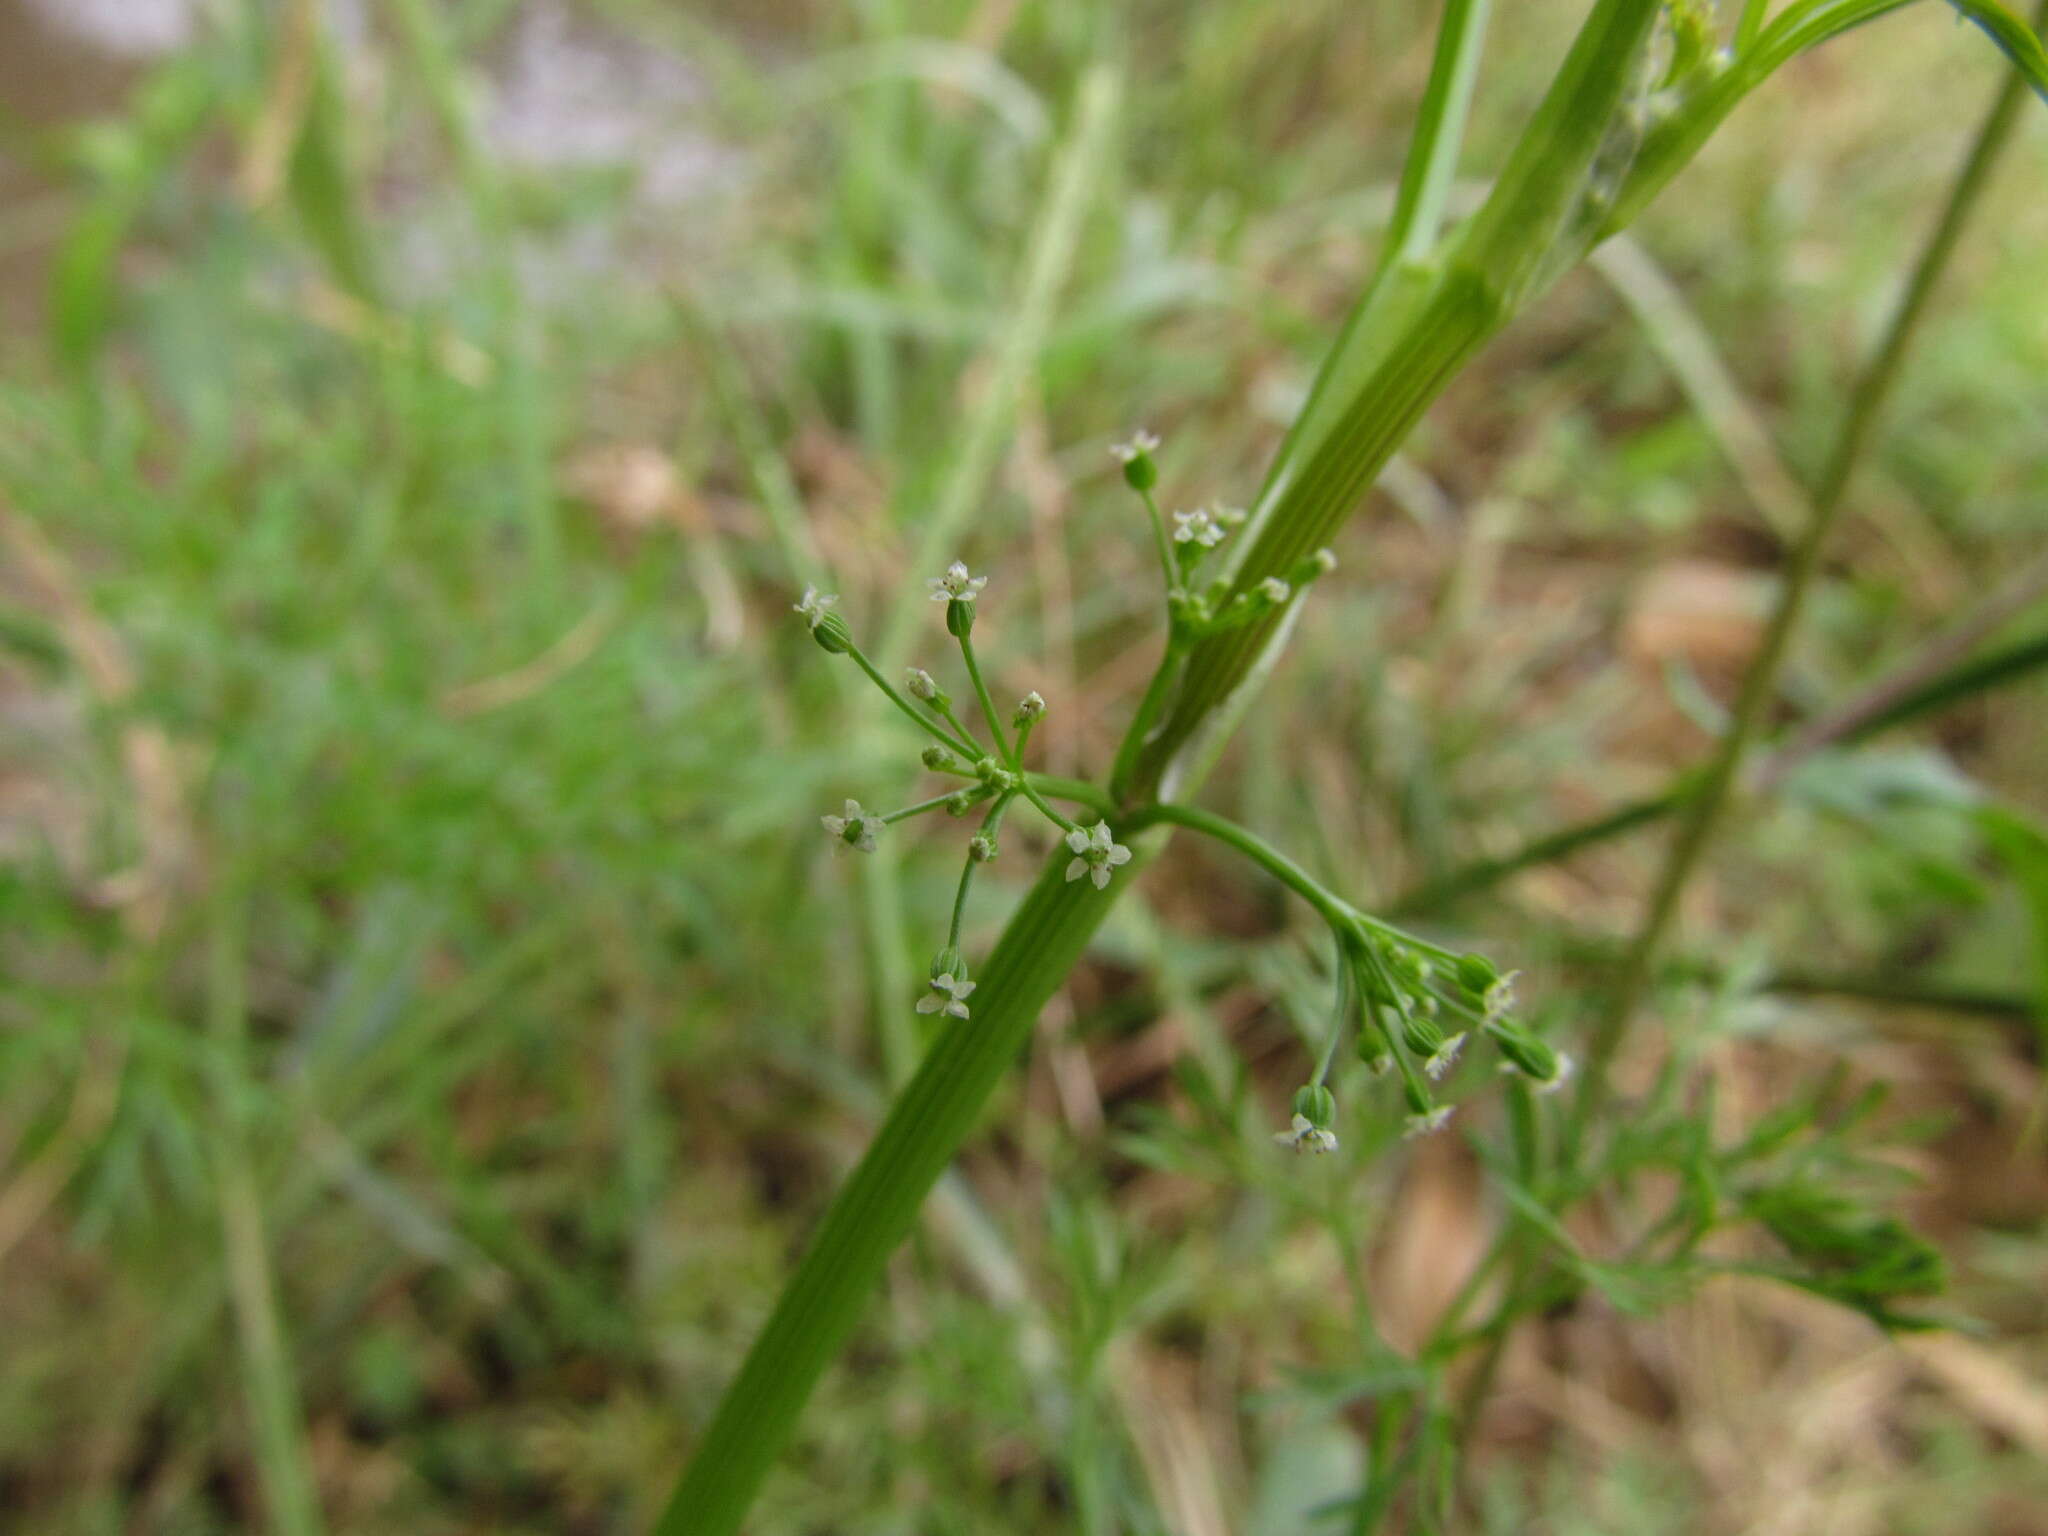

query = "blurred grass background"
[1,1,2045,1531]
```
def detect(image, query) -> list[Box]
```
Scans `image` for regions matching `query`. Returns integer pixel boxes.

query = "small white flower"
[793,586,839,630]
[905,667,940,701]
[1534,1052,1574,1096]
[1013,691,1046,726]
[916,971,976,1020]
[1170,508,1227,548]
[1483,970,1521,1025]
[820,798,881,853]
[1063,822,1133,890]
[1109,428,1160,464]
[1403,1105,1456,1140]
[928,561,989,603]
[1424,1032,1467,1082]
[1273,1114,1339,1154]
[1258,576,1292,604]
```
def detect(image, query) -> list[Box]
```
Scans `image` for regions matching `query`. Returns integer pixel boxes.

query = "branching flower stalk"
[660,4,2048,1531]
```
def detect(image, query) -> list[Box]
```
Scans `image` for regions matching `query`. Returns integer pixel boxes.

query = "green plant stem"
[1574,37,2039,1119]
[1794,626,2048,761]
[956,629,1015,766]
[881,790,979,825]
[1736,0,1771,51]
[843,643,981,760]
[1107,631,1185,802]
[1392,784,1688,915]
[1381,0,1493,270]
[1026,773,1115,818]
[1393,618,2048,916]
[948,795,1013,947]
[653,842,1136,1535]
[1015,775,1081,835]
[931,696,984,756]
[1127,800,1354,929]
[1121,0,1664,803]
[1139,486,1179,597]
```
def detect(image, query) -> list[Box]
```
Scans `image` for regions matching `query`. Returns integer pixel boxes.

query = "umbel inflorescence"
[795,430,1570,1152]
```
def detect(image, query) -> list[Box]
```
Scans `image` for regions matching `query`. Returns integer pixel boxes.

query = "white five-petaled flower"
[1423,1032,1467,1082]
[1482,970,1521,1025]
[1063,822,1132,890]
[794,586,839,630]
[820,798,881,853]
[1110,428,1161,463]
[928,560,989,603]
[916,971,976,1019]
[1171,508,1227,548]
[1403,1105,1456,1140]
[1274,1114,1339,1154]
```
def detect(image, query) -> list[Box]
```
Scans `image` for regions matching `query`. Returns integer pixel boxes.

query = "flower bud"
[1013,691,1046,728]
[922,745,958,772]
[945,789,980,817]
[1288,547,1337,585]
[969,832,998,862]
[905,667,942,702]
[1356,1028,1393,1075]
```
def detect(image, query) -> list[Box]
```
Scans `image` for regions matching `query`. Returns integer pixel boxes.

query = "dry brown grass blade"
[0,1032,128,1268]
[439,599,619,716]
[1108,1344,1233,1536]
[1,502,186,937]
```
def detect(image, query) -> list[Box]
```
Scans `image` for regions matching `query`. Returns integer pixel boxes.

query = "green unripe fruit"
[1291,1084,1337,1130]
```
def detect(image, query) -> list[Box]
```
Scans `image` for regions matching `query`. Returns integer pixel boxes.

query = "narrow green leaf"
[1948,1,2048,100]
[289,42,380,303]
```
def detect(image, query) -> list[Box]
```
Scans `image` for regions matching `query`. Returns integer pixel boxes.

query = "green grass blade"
[875,64,1119,665]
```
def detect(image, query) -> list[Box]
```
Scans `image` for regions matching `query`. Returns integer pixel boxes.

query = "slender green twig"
[1395,618,2048,916]
[1139,485,1180,597]
[956,630,1015,766]
[948,794,1013,947]
[881,790,981,825]
[1576,39,2041,1118]
[1127,800,1355,928]
[1014,774,1080,835]
[842,643,982,760]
